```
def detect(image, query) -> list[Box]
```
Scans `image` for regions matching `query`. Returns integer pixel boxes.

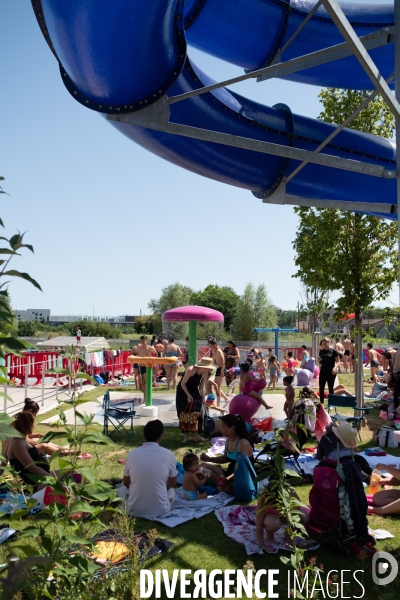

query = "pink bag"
[379,410,388,420]
[309,460,343,530]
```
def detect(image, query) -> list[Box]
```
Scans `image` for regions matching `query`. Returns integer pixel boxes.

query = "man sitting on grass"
[119,419,177,519]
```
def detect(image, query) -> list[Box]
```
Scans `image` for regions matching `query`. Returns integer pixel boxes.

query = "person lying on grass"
[199,414,254,495]
[371,464,400,515]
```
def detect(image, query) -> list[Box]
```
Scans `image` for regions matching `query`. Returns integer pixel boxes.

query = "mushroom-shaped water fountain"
[162,306,224,366]
[127,355,177,417]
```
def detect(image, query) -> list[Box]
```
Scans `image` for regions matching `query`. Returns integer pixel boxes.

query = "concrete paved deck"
[40,390,286,427]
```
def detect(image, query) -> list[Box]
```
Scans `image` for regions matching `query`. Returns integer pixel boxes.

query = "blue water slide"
[31,0,396,216]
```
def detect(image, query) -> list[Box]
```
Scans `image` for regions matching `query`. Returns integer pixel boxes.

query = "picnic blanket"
[147,491,234,528]
[215,505,319,555]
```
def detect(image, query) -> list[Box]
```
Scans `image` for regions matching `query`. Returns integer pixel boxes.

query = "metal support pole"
[41,362,45,407]
[24,364,28,399]
[274,330,279,359]
[145,366,153,407]
[395,0,400,305]
[68,360,71,395]
[56,375,59,402]
[4,367,7,414]
[188,320,197,366]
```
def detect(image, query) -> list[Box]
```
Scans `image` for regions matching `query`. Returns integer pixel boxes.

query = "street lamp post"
[93,306,95,321]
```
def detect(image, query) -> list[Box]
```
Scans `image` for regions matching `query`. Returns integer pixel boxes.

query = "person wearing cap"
[316,422,371,476]
[176,357,217,443]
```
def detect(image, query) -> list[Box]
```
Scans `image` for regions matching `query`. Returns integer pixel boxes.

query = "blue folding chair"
[103,390,136,443]
[327,395,370,441]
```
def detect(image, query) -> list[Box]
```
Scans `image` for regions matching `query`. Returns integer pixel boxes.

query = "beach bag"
[200,405,216,436]
[233,452,258,501]
[309,459,343,530]
[179,405,200,432]
[378,426,398,449]
[250,417,273,432]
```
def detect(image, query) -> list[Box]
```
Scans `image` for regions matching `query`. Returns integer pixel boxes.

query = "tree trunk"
[354,310,364,410]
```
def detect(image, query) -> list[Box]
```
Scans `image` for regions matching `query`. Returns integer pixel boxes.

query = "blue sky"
[0,0,397,317]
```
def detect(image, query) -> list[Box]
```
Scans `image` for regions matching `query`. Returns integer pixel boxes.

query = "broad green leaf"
[19,527,41,538]
[78,468,96,484]
[64,535,92,545]
[0,422,23,441]
[2,270,42,291]
[39,431,69,443]
[11,544,39,556]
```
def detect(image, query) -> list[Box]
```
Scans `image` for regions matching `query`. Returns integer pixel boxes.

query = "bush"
[17,320,38,336]
[65,320,122,339]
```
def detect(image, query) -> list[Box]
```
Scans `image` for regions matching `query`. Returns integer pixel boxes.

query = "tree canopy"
[190,284,239,330]
[232,283,276,340]
[293,88,398,325]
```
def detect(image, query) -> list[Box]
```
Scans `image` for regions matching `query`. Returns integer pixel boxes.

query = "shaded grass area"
[7,382,400,599]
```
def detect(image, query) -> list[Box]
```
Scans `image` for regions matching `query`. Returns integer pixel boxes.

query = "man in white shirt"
[120,420,177,519]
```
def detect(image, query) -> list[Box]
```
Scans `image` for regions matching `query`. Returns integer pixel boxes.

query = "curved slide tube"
[32,0,397,215]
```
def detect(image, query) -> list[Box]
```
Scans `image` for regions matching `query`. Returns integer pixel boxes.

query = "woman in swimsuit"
[6,412,68,491]
[199,414,255,495]
[223,340,240,386]
[165,337,182,391]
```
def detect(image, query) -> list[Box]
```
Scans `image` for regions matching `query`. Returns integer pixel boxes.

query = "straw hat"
[195,357,217,370]
[332,422,357,448]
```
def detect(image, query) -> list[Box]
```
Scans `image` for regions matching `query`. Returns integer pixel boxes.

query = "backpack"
[233,452,258,501]
[200,405,216,436]
[378,426,399,449]
[309,459,343,530]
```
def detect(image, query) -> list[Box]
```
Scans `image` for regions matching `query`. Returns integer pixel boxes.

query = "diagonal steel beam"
[167,27,393,104]
[278,0,323,57]
[262,195,396,216]
[286,73,395,184]
[321,0,400,119]
[108,98,396,179]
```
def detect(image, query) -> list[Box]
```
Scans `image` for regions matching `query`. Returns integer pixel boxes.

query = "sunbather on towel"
[181,453,208,501]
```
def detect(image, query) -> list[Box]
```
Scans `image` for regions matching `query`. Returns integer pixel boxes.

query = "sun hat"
[332,422,357,448]
[195,357,217,370]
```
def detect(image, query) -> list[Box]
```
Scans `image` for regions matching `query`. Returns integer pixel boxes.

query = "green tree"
[254,284,277,330]
[293,89,397,396]
[232,283,276,340]
[317,88,395,137]
[275,308,298,328]
[299,284,330,333]
[190,284,239,330]
[148,282,193,338]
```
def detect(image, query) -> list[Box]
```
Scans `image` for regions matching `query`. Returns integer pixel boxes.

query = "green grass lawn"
[3,381,400,599]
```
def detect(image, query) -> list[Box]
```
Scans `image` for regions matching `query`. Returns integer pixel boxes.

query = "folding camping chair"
[327,395,370,441]
[103,390,136,443]
[254,397,318,481]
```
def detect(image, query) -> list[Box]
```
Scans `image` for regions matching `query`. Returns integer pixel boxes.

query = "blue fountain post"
[254,328,298,361]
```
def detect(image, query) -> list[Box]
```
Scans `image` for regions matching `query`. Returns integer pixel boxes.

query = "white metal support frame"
[107,0,400,294]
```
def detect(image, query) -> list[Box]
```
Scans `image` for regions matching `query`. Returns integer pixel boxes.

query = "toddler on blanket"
[181,453,208,501]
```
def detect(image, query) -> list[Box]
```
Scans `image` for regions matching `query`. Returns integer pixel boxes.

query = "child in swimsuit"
[283,375,295,419]
[181,453,208,501]
[240,363,272,410]
[267,355,280,391]
[284,352,295,376]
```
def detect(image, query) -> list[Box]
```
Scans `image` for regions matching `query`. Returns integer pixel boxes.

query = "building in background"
[14,309,136,327]
[15,308,50,323]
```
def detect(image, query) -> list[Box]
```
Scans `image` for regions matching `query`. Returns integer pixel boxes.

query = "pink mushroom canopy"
[162,305,224,322]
